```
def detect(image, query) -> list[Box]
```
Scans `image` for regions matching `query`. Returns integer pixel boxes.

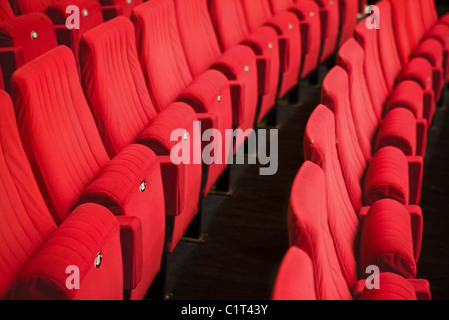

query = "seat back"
[337,38,378,162]
[131,0,193,112]
[208,0,250,51]
[315,0,340,62]
[80,16,157,157]
[173,0,222,77]
[0,89,56,298]
[338,0,358,47]
[14,0,59,14]
[420,0,439,31]
[240,0,273,32]
[98,0,143,19]
[11,45,110,224]
[321,66,367,211]
[303,104,359,290]
[287,160,353,299]
[354,18,389,121]
[272,246,318,300]
[0,0,14,20]
[388,0,414,66]
[0,13,57,91]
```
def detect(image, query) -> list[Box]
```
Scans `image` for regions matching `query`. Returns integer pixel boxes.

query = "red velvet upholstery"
[45,0,103,65]
[287,161,353,299]
[240,0,301,97]
[358,273,418,300]
[98,0,143,20]
[11,45,166,300]
[0,13,57,91]
[208,0,280,123]
[0,89,123,300]
[303,105,359,289]
[338,0,358,47]
[314,0,340,62]
[174,0,258,149]
[0,0,14,20]
[132,0,232,196]
[80,16,202,253]
[272,246,317,300]
[13,0,59,14]
[269,0,321,78]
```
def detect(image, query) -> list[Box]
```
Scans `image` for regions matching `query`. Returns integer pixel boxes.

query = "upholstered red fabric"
[272,246,317,300]
[0,89,123,299]
[132,0,232,196]
[303,105,359,289]
[240,0,301,97]
[80,16,203,253]
[0,0,14,20]
[98,0,142,19]
[0,13,57,90]
[174,0,258,147]
[269,0,321,78]
[338,0,358,47]
[11,45,166,300]
[359,199,417,279]
[9,203,123,300]
[314,0,339,63]
[322,66,367,211]
[13,0,59,14]
[45,0,103,64]
[208,0,280,123]
[358,273,418,300]
[288,161,353,299]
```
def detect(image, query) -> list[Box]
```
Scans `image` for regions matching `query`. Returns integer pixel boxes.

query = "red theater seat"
[269,0,321,79]
[132,0,233,196]
[174,0,258,150]
[337,0,358,48]
[0,90,123,300]
[338,38,427,160]
[0,13,57,91]
[208,0,280,123]
[11,45,166,300]
[240,0,301,99]
[314,0,340,63]
[13,0,60,14]
[80,16,203,253]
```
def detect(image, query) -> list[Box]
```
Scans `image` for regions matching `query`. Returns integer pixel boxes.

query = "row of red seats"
[0,0,363,300]
[272,0,449,300]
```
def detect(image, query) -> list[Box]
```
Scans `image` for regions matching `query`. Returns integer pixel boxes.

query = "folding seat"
[301,107,426,295]
[79,16,202,254]
[354,11,438,126]
[98,0,143,21]
[239,0,302,99]
[313,0,340,63]
[0,0,14,20]
[132,0,233,197]
[389,0,446,97]
[337,38,428,162]
[337,0,358,48]
[11,45,167,300]
[174,0,258,151]
[208,0,281,124]
[0,13,58,91]
[0,90,123,300]
[268,0,321,79]
[321,66,423,209]
[358,0,366,14]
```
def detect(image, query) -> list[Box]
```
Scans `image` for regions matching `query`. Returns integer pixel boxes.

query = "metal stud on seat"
[183,130,189,141]
[82,9,89,17]
[268,42,273,49]
[217,94,222,102]
[140,180,146,192]
[30,31,38,40]
[244,65,250,72]
[95,252,102,268]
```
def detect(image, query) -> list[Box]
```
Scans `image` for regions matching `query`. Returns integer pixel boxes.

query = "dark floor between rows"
[164,60,449,300]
